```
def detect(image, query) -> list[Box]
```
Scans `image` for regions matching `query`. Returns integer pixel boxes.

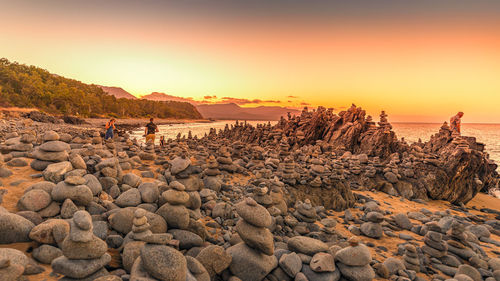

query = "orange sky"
[1,0,500,122]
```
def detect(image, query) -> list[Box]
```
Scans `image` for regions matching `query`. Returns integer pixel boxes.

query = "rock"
[7,157,28,167]
[196,245,232,278]
[170,157,191,174]
[40,141,70,152]
[288,236,328,255]
[169,229,204,250]
[17,189,52,211]
[334,243,371,267]
[156,203,189,230]
[279,252,302,277]
[140,244,187,281]
[382,257,405,275]
[123,173,142,188]
[0,209,35,243]
[394,213,413,230]
[51,253,111,279]
[186,255,210,281]
[236,219,274,255]
[455,264,482,281]
[360,222,383,238]
[43,161,73,182]
[69,153,87,170]
[301,263,340,281]
[139,182,159,203]
[33,149,69,162]
[0,248,29,268]
[384,172,398,184]
[227,242,278,281]
[0,167,13,178]
[61,199,79,219]
[115,188,142,207]
[83,174,102,196]
[336,263,375,281]
[310,252,335,273]
[29,219,69,244]
[32,244,63,264]
[234,197,272,227]
[51,181,93,206]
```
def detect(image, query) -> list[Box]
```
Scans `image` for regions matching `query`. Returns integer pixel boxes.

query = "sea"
[130,121,500,168]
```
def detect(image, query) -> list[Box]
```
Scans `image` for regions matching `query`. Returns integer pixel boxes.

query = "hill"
[196,103,299,120]
[141,92,196,103]
[0,58,202,119]
[98,85,137,99]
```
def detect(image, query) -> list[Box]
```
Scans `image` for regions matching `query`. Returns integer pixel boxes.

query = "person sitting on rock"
[145,118,159,144]
[450,112,464,135]
[104,118,115,140]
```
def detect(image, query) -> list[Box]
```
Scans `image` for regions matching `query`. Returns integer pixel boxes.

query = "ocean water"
[130,121,500,167]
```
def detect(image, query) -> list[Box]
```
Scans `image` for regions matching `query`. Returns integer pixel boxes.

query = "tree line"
[0,58,202,119]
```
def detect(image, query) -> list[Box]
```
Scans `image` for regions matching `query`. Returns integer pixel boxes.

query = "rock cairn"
[227,197,277,281]
[32,131,70,170]
[335,237,375,281]
[52,211,111,280]
[157,181,190,230]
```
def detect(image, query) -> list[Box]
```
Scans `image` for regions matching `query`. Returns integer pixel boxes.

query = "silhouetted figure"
[450,112,464,135]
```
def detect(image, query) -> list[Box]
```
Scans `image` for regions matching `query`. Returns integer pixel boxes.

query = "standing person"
[450,112,464,135]
[105,118,115,140]
[145,118,159,144]
[159,136,166,148]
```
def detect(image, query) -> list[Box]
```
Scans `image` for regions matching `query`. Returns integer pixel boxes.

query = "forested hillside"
[0,58,202,119]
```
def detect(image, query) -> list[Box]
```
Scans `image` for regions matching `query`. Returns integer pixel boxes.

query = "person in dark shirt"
[144,118,159,144]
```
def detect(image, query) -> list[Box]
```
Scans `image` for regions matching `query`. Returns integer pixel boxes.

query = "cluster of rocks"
[0,107,499,281]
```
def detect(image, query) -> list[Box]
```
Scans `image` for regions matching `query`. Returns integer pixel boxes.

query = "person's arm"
[144,127,147,135]
[155,124,159,132]
[105,122,109,129]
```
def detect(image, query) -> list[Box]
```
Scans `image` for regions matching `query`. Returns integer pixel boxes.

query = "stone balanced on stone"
[51,210,111,280]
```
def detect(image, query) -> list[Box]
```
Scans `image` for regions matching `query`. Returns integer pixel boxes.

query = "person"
[159,136,165,148]
[104,118,115,140]
[145,118,159,144]
[450,112,464,134]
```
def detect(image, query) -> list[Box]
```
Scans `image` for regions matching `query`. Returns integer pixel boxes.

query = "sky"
[1,0,500,122]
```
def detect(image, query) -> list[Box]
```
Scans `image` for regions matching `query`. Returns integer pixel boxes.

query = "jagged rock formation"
[213,105,498,205]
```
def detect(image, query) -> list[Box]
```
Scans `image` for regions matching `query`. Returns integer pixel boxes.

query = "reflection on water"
[130,121,500,167]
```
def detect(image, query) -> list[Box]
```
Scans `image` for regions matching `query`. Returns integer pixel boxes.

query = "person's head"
[110,118,115,123]
[458,112,464,118]
[150,118,154,123]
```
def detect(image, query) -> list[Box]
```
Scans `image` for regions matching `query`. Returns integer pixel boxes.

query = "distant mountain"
[196,103,299,121]
[141,92,196,103]
[98,86,137,99]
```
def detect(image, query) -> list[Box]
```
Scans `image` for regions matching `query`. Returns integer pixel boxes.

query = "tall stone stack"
[253,182,273,208]
[31,130,71,171]
[139,140,156,160]
[360,211,384,239]
[281,156,299,185]
[335,237,375,281]
[156,181,190,230]
[403,244,420,272]
[422,230,447,259]
[7,132,35,159]
[203,155,222,192]
[228,197,277,281]
[294,199,318,223]
[217,147,236,173]
[51,211,111,280]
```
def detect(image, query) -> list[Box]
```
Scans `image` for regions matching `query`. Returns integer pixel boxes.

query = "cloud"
[300,102,310,106]
[287,95,299,98]
[219,97,281,105]
[203,95,217,100]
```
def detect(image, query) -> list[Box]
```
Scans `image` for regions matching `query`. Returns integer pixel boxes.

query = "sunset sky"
[1,0,500,122]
